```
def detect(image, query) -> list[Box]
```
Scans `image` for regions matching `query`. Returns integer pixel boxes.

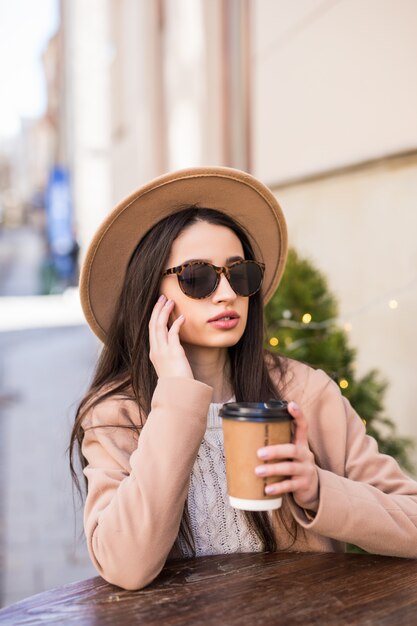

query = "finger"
[255,461,304,478]
[168,314,185,341]
[149,294,166,326]
[149,295,168,332]
[150,298,175,358]
[154,299,175,344]
[288,401,309,447]
[149,295,167,347]
[264,477,309,496]
[257,443,297,461]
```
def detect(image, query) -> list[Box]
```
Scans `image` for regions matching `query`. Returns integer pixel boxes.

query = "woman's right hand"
[148,294,194,380]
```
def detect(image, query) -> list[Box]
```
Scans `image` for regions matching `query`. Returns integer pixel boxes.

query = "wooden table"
[1,552,417,625]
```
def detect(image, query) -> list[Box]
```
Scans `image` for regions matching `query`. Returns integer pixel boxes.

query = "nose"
[212,272,236,303]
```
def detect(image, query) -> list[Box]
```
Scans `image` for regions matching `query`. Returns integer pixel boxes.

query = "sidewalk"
[0,226,44,296]
[0,226,98,607]
[0,325,99,607]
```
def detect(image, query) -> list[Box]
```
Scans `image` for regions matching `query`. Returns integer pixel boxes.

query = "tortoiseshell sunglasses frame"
[161,259,265,299]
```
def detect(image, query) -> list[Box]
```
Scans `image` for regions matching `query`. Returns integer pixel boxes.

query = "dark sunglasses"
[162,259,265,299]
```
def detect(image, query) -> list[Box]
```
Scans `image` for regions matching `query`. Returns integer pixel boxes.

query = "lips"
[208,310,240,323]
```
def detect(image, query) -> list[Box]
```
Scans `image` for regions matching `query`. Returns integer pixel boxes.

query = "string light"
[273,275,416,331]
[339,379,349,389]
[266,277,416,365]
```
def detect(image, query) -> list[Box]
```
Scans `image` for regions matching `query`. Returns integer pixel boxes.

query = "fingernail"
[158,294,165,302]
[257,448,268,459]
[165,299,173,306]
[265,485,275,495]
[289,401,300,412]
[255,466,267,476]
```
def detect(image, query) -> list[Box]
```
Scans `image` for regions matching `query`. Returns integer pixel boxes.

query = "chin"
[200,332,244,348]
[181,324,246,348]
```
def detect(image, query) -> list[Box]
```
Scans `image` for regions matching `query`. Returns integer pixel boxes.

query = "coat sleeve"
[287,367,417,557]
[81,377,213,590]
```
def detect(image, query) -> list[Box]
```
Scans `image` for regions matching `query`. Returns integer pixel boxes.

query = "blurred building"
[0,114,52,228]
[0,27,62,231]
[252,0,417,450]
[56,0,252,250]
[53,0,417,457]
[0,26,63,230]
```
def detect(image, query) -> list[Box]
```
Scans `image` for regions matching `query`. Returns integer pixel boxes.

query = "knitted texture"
[180,401,264,557]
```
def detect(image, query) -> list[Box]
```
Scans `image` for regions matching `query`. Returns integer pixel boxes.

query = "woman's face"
[160,221,249,349]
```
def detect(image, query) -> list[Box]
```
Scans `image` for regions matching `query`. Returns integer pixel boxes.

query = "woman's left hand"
[255,401,319,512]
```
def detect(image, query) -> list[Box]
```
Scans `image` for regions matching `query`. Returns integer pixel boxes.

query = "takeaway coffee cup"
[220,400,293,511]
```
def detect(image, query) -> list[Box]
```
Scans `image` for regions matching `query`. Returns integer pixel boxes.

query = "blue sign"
[46,166,74,255]
[46,166,77,281]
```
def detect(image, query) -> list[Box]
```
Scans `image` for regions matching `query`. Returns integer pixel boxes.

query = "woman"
[70,166,417,591]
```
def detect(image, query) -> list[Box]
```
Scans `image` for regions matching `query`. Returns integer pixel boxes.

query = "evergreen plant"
[265,248,414,474]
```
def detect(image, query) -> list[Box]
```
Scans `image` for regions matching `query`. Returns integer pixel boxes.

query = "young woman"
[70,166,417,591]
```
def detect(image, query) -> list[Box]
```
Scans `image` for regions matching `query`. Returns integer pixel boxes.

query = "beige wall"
[163,0,206,170]
[110,0,167,200]
[253,0,417,183]
[272,153,417,461]
[252,0,417,460]
[70,0,253,255]
[70,0,113,255]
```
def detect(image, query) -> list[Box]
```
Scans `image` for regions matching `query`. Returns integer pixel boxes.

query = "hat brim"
[80,166,288,343]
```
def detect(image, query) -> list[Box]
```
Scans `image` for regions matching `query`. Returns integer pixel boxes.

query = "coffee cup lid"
[220,400,291,421]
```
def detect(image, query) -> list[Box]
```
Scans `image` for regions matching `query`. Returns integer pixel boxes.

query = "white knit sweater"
[179,401,264,557]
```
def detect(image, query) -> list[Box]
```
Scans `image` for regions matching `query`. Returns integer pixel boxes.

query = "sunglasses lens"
[175,261,264,299]
[179,264,218,298]
[229,261,263,296]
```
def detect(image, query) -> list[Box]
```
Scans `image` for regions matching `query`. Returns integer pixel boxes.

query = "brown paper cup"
[220,401,292,511]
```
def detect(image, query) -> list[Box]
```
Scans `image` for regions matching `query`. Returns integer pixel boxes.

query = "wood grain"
[1,552,417,625]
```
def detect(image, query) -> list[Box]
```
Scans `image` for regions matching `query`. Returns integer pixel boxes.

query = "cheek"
[178,319,202,347]
[160,277,177,301]
[170,298,198,330]
[176,302,205,341]
[238,300,249,332]
[167,302,181,329]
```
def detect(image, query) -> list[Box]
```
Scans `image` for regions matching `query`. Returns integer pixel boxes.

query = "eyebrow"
[181,255,244,265]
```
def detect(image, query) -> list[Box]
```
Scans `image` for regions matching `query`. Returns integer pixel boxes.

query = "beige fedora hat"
[80,166,288,343]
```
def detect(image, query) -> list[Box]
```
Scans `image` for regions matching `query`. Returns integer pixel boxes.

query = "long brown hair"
[69,206,292,554]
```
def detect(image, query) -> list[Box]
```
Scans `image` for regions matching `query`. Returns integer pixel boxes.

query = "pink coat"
[81,359,417,590]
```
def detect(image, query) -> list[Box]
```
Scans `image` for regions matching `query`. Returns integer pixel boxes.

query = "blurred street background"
[1,0,417,609]
[0,224,98,606]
